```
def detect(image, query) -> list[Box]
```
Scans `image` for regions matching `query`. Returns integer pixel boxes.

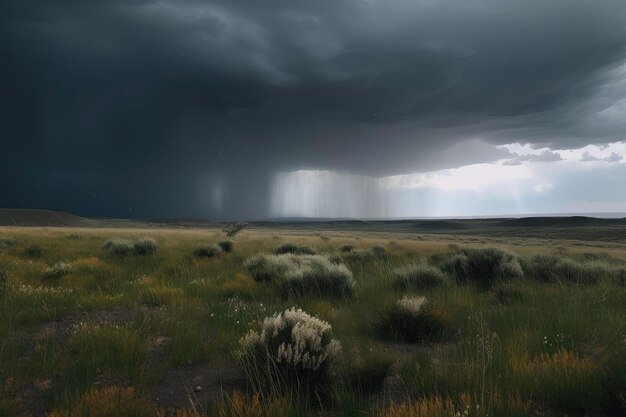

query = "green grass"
[0,227,624,416]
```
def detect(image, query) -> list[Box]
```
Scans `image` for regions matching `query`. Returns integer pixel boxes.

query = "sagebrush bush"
[0,236,16,249]
[245,254,355,298]
[22,244,43,258]
[236,307,342,397]
[218,239,235,253]
[347,351,393,394]
[380,297,447,342]
[339,244,355,253]
[371,245,386,257]
[193,244,222,258]
[0,269,6,290]
[44,261,71,280]
[393,263,449,290]
[438,247,522,287]
[274,243,317,255]
[102,238,134,257]
[521,254,621,284]
[133,237,157,255]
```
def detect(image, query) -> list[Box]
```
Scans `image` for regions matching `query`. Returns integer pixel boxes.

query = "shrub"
[371,245,386,257]
[438,248,522,287]
[43,261,71,280]
[133,237,157,255]
[222,221,248,237]
[380,297,447,343]
[339,244,355,253]
[218,239,235,253]
[347,351,393,394]
[393,263,449,290]
[0,269,6,291]
[193,245,222,258]
[21,244,43,258]
[350,249,375,260]
[0,236,16,249]
[236,308,341,397]
[102,238,134,257]
[521,254,619,284]
[245,254,355,298]
[274,243,317,255]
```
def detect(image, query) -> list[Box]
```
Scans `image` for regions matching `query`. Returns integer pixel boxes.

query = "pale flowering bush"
[44,261,72,280]
[244,254,355,298]
[236,307,341,396]
[380,296,447,342]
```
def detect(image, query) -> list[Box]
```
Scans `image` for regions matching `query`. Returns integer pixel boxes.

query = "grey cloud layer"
[2,0,626,217]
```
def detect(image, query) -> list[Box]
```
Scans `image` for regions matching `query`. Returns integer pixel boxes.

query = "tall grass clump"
[392,263,449,290]
[600,348,626,416]
[371,245,387,257]
[380,297,447,343]
[68,323,148,377]
[218,239,235,253]
[244,254,355,298]
[274,243,317,255]
[47,386,155,417]
[236,307,342,398]
[438,247,522,287]
[133,237,157,255]
[510,348,598,413]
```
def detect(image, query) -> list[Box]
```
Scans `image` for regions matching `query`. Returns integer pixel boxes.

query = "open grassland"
[0,226,625,416]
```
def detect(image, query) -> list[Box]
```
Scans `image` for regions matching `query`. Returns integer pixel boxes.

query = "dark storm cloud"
[2,0,626,217]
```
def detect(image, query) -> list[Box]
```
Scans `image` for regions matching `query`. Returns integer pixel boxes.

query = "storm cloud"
[2,1,626,218]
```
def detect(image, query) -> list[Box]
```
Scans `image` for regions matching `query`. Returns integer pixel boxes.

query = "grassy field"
[0,226,625,416]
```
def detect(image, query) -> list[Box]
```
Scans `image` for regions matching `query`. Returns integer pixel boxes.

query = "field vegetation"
[0,226,624,416]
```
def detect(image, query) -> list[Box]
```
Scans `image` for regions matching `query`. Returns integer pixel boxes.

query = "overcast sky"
[2,0,626,219]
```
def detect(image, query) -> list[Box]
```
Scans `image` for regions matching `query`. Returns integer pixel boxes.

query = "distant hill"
[497,216,626,228]
[0,209,87,227]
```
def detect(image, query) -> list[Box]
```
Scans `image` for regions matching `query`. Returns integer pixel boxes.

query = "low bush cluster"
[520,254,624,284]
[218,239,235,253]
[0,236,16,249]
[43,261,72,280]
[347,351,393,394]
[193,244,223,258]
[380,297,447,342]
[339,244,355,253]
[236,307,342,396]
[133,237,158,255]
[274,243,317,255]
[22,244,43,258]
[245,254,355,298]
[437,247,523,287]
[393,263,449,290]
[102,237,158,257]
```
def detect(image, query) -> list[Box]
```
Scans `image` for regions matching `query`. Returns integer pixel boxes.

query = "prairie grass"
[0,226,623,416]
